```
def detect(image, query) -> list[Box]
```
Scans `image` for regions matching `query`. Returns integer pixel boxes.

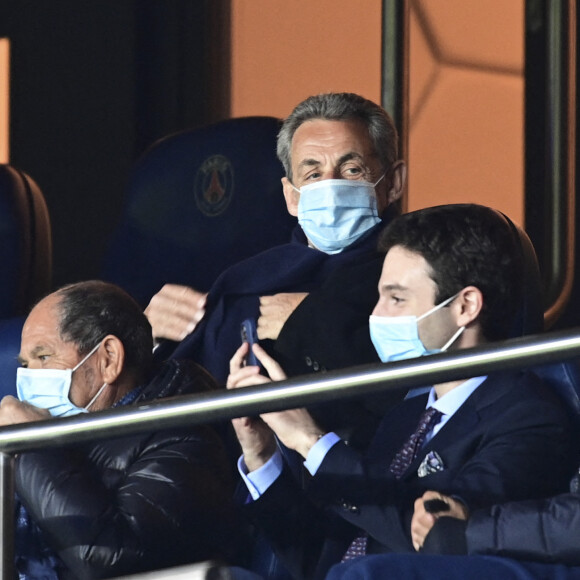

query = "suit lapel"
[401,373,516,480]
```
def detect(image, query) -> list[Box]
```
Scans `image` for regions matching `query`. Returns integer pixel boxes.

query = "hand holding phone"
[240,319,260,367]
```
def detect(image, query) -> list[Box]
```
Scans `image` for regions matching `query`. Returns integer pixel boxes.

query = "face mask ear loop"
[72,340,103,372]
[417,292,460,322]
[373,173,386,187]
[440,326,466,352]
[84,383,108,411]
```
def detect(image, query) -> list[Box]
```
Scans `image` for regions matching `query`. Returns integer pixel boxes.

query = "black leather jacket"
[15,359,243,579]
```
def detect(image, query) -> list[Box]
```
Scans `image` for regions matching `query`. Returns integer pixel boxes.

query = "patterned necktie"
[388,406,443,478]
[342,406,443,561]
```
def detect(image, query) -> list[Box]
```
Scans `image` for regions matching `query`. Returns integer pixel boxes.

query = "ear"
[386,160,407,204]
[454,286,483,328]
[96,335,125,385]
[282,177,300,217]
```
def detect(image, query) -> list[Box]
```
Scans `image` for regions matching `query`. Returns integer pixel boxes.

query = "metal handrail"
[542,0,576,327]
[381,0,409,212]
[2,327,580,578]
[525,0,577,327]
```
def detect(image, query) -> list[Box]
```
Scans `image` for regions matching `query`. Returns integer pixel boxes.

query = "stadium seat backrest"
[101,116,297,306]
[0,164,52,397]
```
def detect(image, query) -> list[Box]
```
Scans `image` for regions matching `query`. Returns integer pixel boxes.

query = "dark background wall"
[0,0,230,288]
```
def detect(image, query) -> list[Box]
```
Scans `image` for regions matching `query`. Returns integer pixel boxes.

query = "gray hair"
[276,92,399,181]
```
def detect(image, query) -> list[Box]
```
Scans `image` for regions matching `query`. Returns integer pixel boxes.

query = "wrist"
[296,431,326,459]
[243,438,278,473]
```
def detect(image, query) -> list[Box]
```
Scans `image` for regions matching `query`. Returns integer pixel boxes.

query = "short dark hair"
[277,92,399,181]
[378,204,527,341]
[53,280,153,380]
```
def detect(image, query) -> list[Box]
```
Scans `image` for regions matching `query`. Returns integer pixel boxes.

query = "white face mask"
[369,293,465,363]
[293,175,384,254]
[16,341,108,417]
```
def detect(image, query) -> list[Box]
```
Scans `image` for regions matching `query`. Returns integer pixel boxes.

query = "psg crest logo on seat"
[194,154,234,217]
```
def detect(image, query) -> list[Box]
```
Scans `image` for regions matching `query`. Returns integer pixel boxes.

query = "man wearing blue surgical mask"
[281,116,403,253]
[226,204,576,580]
[13,293,134,420]
[149,93,407,397]
[1,281,246,579]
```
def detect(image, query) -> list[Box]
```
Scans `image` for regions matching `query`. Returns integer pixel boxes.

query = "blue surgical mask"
[16,341,108,417]
[294,176,384,254]
[369,293,465,363]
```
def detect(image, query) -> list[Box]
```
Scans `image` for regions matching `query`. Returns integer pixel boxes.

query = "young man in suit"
[227,204,576,580]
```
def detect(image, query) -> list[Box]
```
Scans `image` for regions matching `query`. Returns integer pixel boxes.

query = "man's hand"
[227,343,279,472]
[145,284,207,342]
[227,343,324,464]
[0,396,51,425]
[411,491,469,551]
[257,293,308,340]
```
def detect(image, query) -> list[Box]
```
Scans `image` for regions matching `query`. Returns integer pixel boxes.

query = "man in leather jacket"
[4,280,244,579]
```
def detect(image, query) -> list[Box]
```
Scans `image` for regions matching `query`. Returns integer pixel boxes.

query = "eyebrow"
[17,345,48,365]
[296,151,368,174]
[297,158,321,172]
[337,151,365,166]
[379,283,409,293]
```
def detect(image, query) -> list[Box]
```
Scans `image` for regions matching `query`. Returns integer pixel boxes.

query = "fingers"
[145,285,207,341]
[0,396,50,425]
[410,491,466,551]
[227,367,271,389]
[227,343,271,389]
[411,491,441,551]
[251,344,287,381]
[257,295,281,340]
[229,343,250,375]
[257,292,308,340]
[227,342,287,389]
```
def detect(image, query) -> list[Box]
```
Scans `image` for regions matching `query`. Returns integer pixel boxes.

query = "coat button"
[339,499,360,514]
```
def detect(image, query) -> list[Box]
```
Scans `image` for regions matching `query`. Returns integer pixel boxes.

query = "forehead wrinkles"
[292,119,375,159]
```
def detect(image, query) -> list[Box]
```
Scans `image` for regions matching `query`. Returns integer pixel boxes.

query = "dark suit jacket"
[274,254,404,452]
[244,370,576,580]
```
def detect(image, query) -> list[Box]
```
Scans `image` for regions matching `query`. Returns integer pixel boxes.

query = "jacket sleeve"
[15,427,238,579]
[466,493,580,565]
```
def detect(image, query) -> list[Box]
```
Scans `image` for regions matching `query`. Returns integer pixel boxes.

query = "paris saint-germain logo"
[194,154,234,216]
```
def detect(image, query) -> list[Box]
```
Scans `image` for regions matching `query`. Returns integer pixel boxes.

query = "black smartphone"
[423,499,450,514]
[240,319,260,366]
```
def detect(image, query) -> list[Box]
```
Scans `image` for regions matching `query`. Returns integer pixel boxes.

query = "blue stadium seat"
[532,359,580,423]
[0,164,52,318]
[0,164,52,397]
[101,116,297,306]
[495,209,580,421]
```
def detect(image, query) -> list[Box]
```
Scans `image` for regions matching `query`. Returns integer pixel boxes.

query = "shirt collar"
[427,376,487,417]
